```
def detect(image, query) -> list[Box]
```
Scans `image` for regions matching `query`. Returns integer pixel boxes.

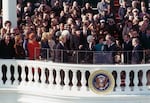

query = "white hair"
[61,30,70,39]
[87,35,94,43]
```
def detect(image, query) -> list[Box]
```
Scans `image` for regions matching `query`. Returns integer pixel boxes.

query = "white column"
[2,0,17,28]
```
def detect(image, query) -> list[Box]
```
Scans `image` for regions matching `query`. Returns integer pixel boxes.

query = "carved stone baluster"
[72,69,77,90]
[10,65,15,85]
[1,65,7,85]
[33,66,39,84]
[125,70,130,91]
[64,69,69,89]
[116,70,121,92]
[134,70,139,92]
[60,69,65,86]
[55,69,61,88]
[76,70,81,88]
[40,67,46,84]
[80,70,87,91]
[120,71,126,91]
[138,70,143,87]
[28,66,33,85]
[142,69,147,91]
[68,70,73,87]
[48,69,53,87]
[146,70,150,86]
[45,68,50,84]
[17,65,22,84]
[112,70,117,91]
[0,64,3,86]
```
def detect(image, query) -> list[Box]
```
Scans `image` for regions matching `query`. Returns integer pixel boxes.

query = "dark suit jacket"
[103,43,118,63]
[123,41,133,64]
[41,40,50,59]
[0,39,15,59]
[55,42,68,63]
[140,33,150,49]
[132,45,143,64]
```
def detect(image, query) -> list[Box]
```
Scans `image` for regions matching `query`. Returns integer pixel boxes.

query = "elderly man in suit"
[55,34,68,63]
[131,38,143,64]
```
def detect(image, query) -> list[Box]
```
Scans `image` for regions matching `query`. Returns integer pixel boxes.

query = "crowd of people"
[0,0,150,64]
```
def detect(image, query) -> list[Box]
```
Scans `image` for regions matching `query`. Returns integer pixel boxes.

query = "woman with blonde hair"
[0,28,7,39]
[14,35,25,59]
[40,32,50,60]
[47,30,56,49]
[47,31,56,61]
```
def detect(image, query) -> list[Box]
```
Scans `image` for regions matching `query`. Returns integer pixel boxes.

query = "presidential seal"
[88,70,115,95]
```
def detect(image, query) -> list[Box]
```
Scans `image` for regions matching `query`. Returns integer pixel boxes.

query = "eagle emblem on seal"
[88,70,115,95]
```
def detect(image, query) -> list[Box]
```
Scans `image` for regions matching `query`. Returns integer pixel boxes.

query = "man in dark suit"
[131,38,143,64]
[0,34,15,59]
[103,34,118,64]
[140,26,150,63]
[123,34,133,64]
[69,28,88,63]
[55,35,68,63]
[140,27,150,49]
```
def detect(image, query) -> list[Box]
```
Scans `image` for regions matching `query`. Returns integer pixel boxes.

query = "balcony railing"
[0,59,150,94]
[35,48,150,64]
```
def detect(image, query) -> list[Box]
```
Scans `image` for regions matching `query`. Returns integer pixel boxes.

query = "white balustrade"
[0,60,150,96]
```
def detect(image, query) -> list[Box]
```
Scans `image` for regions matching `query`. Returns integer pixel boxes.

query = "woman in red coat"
[27,32,40,60]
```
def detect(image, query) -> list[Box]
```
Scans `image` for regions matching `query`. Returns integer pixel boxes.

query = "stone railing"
[0,59,150,103]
